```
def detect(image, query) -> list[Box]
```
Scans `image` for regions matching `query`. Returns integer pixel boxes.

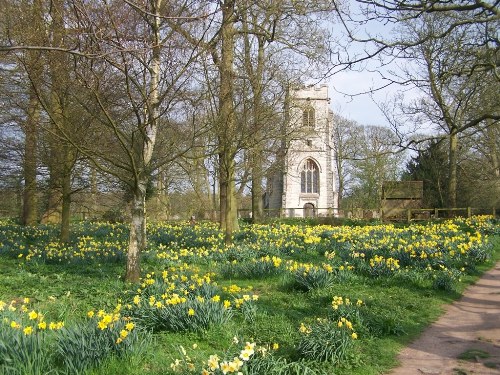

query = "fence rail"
[237,207,498,221]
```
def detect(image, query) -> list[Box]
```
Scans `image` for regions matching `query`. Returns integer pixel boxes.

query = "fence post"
[407,209,411,222]
[467,207,471,218]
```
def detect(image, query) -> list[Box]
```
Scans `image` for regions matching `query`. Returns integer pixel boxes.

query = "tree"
[67,0,210,281]
[404,139,448,208]
[378,14,500,207]
[1,0,212,281]
[19,0,44,226]
[333,0,499,81]
[343,125,402,209]
[331,114,364,206]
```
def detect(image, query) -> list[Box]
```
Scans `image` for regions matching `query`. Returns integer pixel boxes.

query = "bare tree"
[331,114,365,205]
[378,14,499,207]
[332,0,499,81]
[346,125,403,209]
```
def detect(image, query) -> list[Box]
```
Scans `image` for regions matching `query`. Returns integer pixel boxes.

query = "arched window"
[302,106,315,127]
[301,159,319,194]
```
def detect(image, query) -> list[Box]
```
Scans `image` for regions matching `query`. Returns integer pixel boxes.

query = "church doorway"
[303,203,315,218]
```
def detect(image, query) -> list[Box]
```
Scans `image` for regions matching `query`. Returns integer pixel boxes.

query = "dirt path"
[388,262,500,375]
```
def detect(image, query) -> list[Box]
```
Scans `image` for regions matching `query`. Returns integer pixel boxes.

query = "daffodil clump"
[0,298,58,375]
[3,221,129,264]
[0,298,65,336]
[297,316,358,364]
[169,337,279,375]
[0,296,144,375]
[220,254,285,279]
[296,295,366,364]
[431,266,463,291]
[287,261,336,291]
[129,267,257,332]
[368,255,400,277]
[327,296,367,335]
[57,305,141,374]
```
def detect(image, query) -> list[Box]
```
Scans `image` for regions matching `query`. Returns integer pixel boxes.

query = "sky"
[328,70,392,127]
[322,2,405,128]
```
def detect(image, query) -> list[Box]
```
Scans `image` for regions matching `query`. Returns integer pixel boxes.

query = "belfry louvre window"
[301,159,319,193]
[302,107,315,127]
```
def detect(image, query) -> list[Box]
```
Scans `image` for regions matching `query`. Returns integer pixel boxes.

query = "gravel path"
[387,262,500,375]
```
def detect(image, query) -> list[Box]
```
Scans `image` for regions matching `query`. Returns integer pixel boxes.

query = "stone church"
[265,84,339,217]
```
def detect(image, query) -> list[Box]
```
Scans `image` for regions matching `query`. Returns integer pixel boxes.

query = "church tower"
[266,84,339,217]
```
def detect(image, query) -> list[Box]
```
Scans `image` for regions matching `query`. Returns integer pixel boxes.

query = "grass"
[0,217,499,374]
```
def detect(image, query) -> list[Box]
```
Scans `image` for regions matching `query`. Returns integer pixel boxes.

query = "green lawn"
[0,217,499,375]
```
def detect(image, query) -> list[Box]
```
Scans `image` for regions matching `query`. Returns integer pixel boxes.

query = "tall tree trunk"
[219,155,227,229]
[249,53,265,223]
[486,120,499,208]
[251,159,264,223]
[448,132,458,208]
[60,166,71,242]
[22,0,44,226]
[124,0,161,282]
[241,13,266,224]
[41,0,75,243]
[126,188,146,283]
[90,166,98,217]
[41,152,63,224]
[23,85,40,226]
[218,0,239,243]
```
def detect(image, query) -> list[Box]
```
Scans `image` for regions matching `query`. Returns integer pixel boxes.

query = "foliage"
[297,318,357,364]
[56,314,142,374]
[291,265,336,291]
[431,268,462,292]
[0,325,54,375]
[404,139,448,208]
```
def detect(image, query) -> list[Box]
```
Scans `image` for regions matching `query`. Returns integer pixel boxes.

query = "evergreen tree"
[404,140,448,208]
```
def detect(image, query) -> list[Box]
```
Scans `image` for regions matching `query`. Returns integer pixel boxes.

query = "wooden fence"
[237,207,498,221]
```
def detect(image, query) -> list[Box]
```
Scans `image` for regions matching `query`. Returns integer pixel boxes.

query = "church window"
[301,159,319,194]
[302,106,315,127]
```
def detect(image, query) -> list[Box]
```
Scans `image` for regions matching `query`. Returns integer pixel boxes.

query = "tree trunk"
[22,0,44,226]
[486,120,499,208]
[124,0,161,282]
[219,154,227,229]
[90,166,98,217]
[40,0,75,242]
[218,0,239,243]
[126,190,145,283]
[23,87,39,226]
[226,168,238,244]
[41,159,63,224]
[448,132,458,208]
[60,164,71,242]
[251,154,264,223]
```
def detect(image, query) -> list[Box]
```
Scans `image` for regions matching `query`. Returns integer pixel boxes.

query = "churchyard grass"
[0,216,499,374]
